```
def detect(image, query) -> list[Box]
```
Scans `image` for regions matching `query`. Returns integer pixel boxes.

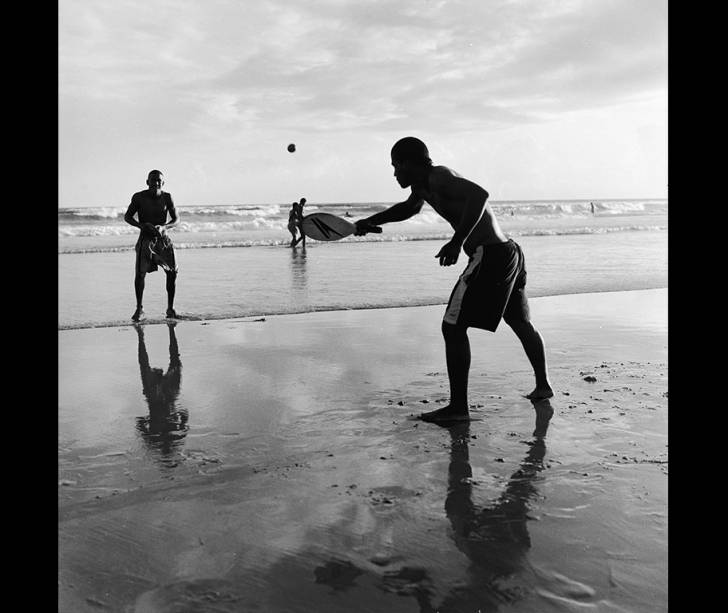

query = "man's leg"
[420,321,471,422]
[444,321,471,409]
[132,272,146,321]
[506,318,553,399]
[165,271,177,318]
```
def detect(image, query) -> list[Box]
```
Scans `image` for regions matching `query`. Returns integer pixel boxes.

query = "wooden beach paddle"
[301,212,382,241]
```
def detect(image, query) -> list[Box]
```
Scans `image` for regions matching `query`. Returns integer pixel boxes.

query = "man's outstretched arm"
[355,192,424,234]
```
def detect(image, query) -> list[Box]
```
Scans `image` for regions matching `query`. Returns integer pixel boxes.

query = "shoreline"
[59,231,667,330]
[59,285,668,331]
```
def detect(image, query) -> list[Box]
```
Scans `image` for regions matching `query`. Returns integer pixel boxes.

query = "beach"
[59,288,667,612]
[58,1,669,607]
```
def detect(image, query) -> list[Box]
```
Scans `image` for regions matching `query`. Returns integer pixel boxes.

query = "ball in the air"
[287,143,296,153]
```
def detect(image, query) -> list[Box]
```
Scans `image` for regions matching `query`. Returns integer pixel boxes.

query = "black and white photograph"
[59,1,668,611]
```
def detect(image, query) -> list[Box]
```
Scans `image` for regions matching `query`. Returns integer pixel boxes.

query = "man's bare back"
[413,165,508,254]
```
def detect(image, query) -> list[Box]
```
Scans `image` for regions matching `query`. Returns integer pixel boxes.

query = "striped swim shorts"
[443,239,530,331]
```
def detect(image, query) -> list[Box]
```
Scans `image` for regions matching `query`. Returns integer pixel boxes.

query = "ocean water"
[59,198,666,252]
[58,199,667,329]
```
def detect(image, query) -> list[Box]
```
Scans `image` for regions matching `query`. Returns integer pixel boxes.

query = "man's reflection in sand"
[311,401,554,612]
[135,322,188,464]
[436,399,554,610]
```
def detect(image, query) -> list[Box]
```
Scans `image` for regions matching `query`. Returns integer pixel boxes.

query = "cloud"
[58,0,667,204]
[159,0,665,134]
[60,0,666,131]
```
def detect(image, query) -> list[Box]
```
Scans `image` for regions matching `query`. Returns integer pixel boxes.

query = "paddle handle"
[356,223,382,234]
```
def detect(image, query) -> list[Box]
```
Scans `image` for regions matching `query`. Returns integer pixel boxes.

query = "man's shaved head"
[391,137,432,166]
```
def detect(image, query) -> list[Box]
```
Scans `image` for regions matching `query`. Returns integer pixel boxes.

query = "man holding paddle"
[354,137,553,423]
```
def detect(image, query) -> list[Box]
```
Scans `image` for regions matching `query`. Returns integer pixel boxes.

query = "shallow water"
[59,230,667,329]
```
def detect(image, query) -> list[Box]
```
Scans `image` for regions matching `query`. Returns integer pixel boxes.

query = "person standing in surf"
[289,197,307,248]
[124,170,180,322]
[288,201,300,247]
[354,137,553,423]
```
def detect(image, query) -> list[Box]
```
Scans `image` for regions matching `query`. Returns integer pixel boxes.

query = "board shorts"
[443,239,530,332]
[135,233,178,274]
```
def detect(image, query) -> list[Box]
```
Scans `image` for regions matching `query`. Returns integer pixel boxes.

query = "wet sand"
[59,289,667,613]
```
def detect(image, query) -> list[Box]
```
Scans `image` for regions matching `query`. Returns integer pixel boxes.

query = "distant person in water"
[354,137,553,423]
[289,197,307,248]
[124,170,179,321]
[590,202,595,215]
[288,201,300,247]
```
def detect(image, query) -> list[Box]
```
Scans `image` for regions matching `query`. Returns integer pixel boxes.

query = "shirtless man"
[296,197,307,247]
[355,137,553,422]
[287,197,307,248]
[124,170,179,322]
[288,201,300,247]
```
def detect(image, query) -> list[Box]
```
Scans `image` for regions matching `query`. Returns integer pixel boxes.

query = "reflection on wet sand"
[437,398,554,611]
[290,246,308,305]
[312,400,554,612]
[127,401,555,611]
[134,322,188,465]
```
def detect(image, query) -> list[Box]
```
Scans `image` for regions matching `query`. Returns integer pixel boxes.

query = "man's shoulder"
[132,190,173,202]
[430,165,462,183]
[427,165,462,191]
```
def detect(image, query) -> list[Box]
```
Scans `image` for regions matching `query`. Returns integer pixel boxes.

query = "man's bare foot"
[166,308,178,319]
[525,385,554,400]
[531,398,554,438]
[418,405,470,423]
[132,308,145,322]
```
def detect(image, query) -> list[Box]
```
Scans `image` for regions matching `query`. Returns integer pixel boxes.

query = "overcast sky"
[59,0,667,207]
